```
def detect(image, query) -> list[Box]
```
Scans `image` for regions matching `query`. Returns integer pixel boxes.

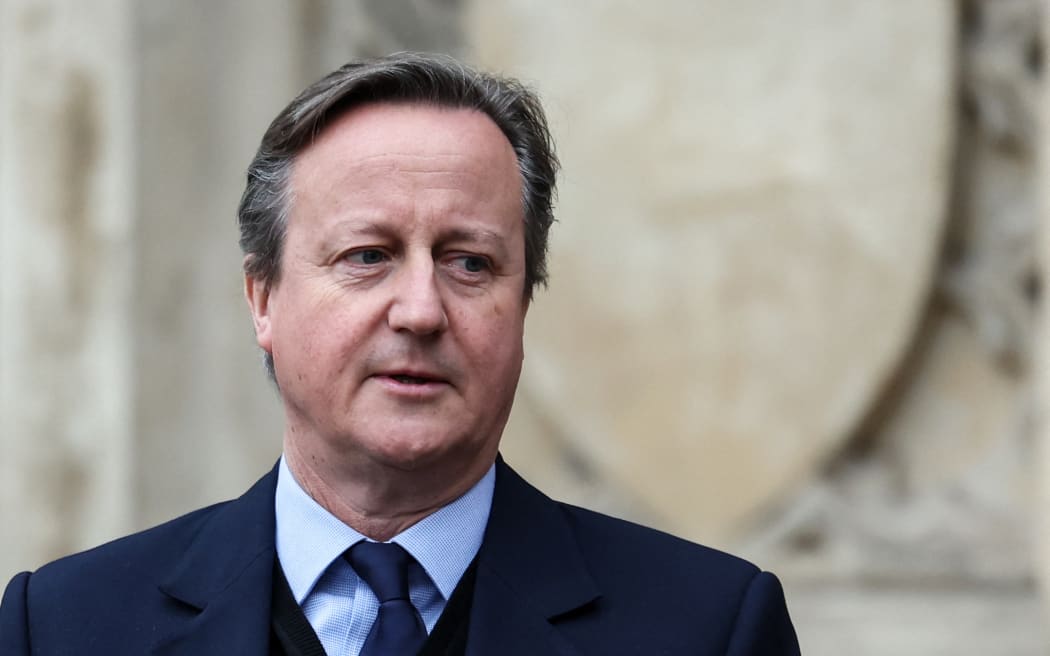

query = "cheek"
[271,299,351,371]
[298,310,370,365]
[467,303,526,369]
[275,283,362,341]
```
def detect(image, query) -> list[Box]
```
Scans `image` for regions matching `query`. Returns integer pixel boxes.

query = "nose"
[387,256,448,336]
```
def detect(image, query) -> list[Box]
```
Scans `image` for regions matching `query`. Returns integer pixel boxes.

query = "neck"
[283,436,493,542]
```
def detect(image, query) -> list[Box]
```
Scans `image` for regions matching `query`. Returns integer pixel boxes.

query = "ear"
[244,268,274,353]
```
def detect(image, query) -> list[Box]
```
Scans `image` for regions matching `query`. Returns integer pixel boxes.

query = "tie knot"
[345,541,415,603]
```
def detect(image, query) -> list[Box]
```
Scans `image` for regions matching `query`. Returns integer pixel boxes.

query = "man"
[1,53,800,655]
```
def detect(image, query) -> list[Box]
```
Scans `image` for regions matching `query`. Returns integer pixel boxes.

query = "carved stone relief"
[750,0,1040,587]
[470,0,955,543]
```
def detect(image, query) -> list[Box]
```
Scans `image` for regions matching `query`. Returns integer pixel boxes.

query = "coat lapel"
[150,466,279,656]
[144,459,600,656]
[466,460,601,656]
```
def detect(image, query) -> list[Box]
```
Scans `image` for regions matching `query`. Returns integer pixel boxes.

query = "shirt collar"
[275,455,495,603]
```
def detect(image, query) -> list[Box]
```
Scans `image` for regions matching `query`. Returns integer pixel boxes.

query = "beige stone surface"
[745,316,1032,583]
[1038,0,1050,622]
[472,0,956,539]
[787,583,1047,656]
[131,0,301,531]
[0,0,135,573]
[744,4,1044,650]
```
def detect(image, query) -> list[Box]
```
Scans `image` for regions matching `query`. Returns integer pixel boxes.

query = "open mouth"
[374,371,449,397]
[390,374,434,385]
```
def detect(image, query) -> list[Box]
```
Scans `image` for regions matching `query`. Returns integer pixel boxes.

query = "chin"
[364,431,467,472]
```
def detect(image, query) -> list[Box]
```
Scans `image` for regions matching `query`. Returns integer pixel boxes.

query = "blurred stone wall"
[1,0,137,581]
[1,1,1047,653]
[749,3,1045,652]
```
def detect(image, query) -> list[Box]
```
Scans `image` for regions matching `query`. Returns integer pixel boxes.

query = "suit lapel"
[151,466,279,656]
[466,460,601,656]
[143,459,600,655]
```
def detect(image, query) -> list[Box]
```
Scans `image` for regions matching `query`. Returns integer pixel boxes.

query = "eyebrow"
[438,227,507,249]
[328,221,510,254]
[340,220,397,239]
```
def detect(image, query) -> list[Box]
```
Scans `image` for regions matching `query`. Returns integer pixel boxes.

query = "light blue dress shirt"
[274,456,495,656]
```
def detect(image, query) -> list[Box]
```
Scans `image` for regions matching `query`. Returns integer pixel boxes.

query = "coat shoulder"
[555,501,760,584]
[33,500,229,587]
[1,500,238,655]
[4,467,280,655]
[549,502,799,654]
[24,464,279,597]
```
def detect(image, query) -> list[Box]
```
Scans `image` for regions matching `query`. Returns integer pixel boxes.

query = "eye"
[346,249,387,265]
[452,255,490,273]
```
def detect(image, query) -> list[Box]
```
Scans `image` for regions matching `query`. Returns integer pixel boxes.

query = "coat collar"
[144,458,601,656]
[151,465,279,656]
[466,459,601,656]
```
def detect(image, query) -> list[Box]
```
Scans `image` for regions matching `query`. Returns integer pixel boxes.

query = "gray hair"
[238,52,559,294]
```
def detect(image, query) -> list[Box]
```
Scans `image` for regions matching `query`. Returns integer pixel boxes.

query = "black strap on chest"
[270,557,327,656]
[418,554,478,656]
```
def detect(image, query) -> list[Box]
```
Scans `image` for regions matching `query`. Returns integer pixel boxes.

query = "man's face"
[246,103,528,481]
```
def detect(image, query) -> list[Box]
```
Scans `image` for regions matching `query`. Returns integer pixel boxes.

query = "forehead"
[285,101,527,264]
[292,101,520,192]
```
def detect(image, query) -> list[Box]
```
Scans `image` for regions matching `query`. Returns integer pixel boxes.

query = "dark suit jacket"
[0,460,800,655]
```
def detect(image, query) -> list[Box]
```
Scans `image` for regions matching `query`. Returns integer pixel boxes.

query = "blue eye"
[348,249,386,265]
[457,255,488,273]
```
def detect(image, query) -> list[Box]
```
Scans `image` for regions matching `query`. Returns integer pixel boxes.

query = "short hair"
[238,53,558,382]
[237,52,559,296]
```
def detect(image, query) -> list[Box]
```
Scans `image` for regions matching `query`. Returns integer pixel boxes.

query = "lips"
[373,369,449,386]
[389,373,438,385]
[371,368,450,399]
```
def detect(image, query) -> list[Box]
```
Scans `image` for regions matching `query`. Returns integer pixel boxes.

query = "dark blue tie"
[345,541,428,656]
